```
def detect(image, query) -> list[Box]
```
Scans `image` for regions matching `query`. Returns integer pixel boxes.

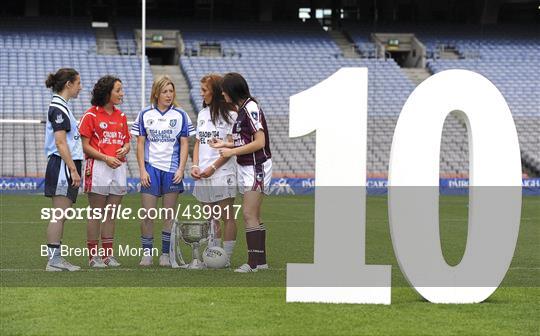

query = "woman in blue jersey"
[210,73,272,273]
[131,75,195,267]
[43,68,83,271]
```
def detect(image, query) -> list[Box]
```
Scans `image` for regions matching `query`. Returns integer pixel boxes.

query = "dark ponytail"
[45,68,79,93]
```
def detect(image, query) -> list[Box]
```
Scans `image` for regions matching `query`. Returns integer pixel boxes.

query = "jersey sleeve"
[78,112,94,138]
[122,113,131,143]
[227,111,238,135]
[245,103,264,133]
[180,112,196,137]
[48,106,71,133]
[187,113,196,136]
[195,114,202,140]
[131,111,146,136]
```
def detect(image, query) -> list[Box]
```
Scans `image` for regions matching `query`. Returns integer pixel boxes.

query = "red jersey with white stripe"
[79,106,131,161]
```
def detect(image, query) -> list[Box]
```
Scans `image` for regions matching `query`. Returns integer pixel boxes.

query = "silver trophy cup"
[176,220,209,269]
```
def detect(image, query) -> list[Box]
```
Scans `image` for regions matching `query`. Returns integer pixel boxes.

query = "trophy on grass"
[170,220,210,269]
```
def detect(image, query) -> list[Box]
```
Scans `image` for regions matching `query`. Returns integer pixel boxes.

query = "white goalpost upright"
[141,0,146,109]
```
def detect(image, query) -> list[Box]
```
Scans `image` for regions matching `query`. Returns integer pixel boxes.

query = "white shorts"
[193,173,237,203]
[237,159,272,195]
[83,158,127,196]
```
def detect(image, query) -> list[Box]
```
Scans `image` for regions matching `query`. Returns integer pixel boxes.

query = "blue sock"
[141,236,153,254]
[162,231,171,254]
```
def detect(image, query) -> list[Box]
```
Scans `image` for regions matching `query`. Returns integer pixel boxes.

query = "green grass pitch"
[1,194,538,335]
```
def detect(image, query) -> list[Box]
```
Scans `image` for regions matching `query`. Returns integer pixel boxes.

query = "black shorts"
[44,155,82,203]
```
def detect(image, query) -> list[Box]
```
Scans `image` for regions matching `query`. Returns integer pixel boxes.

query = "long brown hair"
[201,74,234,125]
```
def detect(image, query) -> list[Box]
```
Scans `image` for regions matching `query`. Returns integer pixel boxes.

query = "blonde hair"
[150,75,179,107]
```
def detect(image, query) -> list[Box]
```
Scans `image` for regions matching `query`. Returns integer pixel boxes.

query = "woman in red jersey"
[79,75,130,268]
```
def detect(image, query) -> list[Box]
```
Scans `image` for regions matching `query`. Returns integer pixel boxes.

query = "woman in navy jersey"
[210,72,272,273]
[43,68,83,272]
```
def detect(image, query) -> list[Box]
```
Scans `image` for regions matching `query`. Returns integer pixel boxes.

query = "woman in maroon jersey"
[209,72,272,273]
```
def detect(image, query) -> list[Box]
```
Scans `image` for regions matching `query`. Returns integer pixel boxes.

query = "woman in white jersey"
[131,75,195,267]
[191,74,238,265]
[43,68,83,271]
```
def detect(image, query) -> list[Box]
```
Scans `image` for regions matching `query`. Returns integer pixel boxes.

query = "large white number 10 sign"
[286,68,522,305]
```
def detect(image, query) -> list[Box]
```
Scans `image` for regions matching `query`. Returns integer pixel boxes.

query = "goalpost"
[141,0,146,109]
[1,1,148,125]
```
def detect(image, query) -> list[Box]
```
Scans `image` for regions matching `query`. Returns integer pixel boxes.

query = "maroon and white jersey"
[232,98,272,166]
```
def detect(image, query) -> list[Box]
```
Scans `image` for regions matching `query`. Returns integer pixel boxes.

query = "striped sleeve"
[183,112,196,137]
[131,111,145,136]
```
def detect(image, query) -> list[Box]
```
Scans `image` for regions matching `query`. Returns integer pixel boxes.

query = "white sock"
[209,220,221,248]
[223,240,236,259]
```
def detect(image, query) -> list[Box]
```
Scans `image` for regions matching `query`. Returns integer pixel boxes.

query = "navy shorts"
[44,155,82,203]
[141,163,184,197]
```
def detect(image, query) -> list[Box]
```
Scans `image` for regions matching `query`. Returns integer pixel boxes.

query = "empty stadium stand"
[180,56,415,176]
[343,23,539,177]
[0,18,153,177]
[0,18,537,179]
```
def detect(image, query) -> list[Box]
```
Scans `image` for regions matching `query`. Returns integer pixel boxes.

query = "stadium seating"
[167,20,416,176]
[0,18,537,179]
[180,56,415,176]
[114,22,138,55]
[180,21,342,58]
[0,52,153,118]
[344,23,539,176]
[112,19,538,177]
[0,18,154,178]
[423,31,539,175]
[0,17,96,52]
